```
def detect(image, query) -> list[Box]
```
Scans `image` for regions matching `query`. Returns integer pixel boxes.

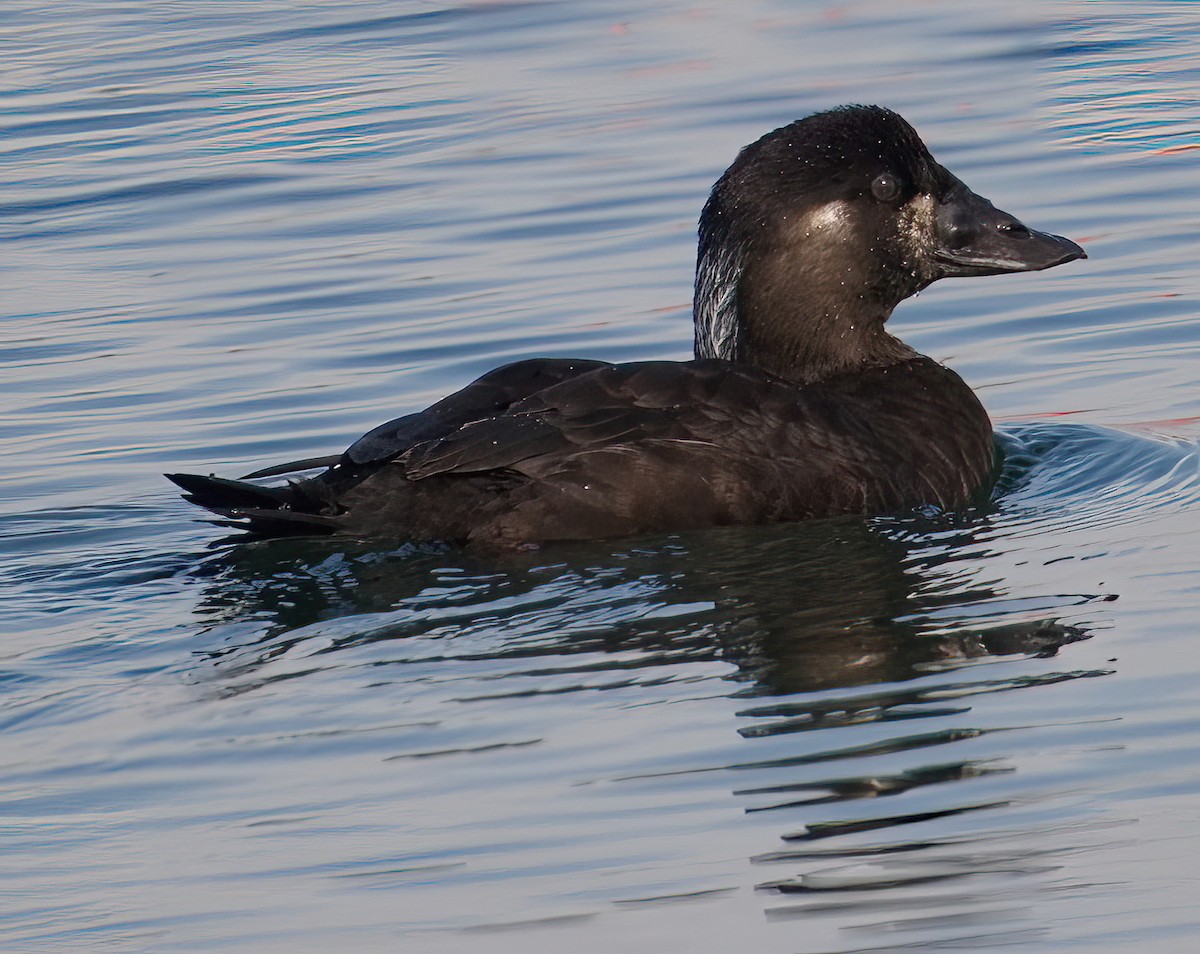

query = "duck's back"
[328,356,994,548]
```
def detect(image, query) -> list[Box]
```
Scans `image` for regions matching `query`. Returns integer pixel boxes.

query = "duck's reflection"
[188,514,1098,694]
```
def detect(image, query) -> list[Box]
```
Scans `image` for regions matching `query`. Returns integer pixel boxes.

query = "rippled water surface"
[4,1,1199,951]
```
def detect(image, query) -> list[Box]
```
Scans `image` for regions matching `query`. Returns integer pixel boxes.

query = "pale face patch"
[799,199,854,236]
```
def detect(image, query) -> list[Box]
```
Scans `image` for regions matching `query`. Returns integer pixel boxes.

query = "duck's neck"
[693,236,917,386]
[742,289,917,385]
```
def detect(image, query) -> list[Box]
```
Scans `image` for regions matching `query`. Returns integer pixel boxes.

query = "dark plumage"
[168,105,1085,550]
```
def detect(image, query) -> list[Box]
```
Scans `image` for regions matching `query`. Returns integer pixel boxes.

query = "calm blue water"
[3,1,1199,951]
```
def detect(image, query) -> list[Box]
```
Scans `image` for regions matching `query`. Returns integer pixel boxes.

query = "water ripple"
[3,1,1199,951]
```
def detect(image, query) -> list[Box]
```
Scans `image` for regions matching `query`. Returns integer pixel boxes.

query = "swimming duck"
[168,105,1085,549]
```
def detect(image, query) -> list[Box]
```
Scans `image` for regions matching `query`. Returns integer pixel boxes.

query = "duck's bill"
[933,179,1086,277]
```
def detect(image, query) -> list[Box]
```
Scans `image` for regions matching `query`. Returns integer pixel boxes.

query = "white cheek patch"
[801,199,853,234]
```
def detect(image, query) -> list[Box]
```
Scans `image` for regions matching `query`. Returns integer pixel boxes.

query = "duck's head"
[694,105,1085,383]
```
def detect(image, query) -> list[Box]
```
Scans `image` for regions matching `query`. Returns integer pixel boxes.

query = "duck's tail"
[165,472,340,536]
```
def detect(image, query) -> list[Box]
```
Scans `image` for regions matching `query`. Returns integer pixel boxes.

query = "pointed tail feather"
[165,472,291,511]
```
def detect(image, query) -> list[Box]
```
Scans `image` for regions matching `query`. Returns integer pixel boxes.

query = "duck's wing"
[401,360,715,480]
[365,358,841,545]
[341,357,611,468]
[326,359,760,545]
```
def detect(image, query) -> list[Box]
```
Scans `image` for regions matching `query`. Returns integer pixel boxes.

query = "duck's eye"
[871,172,902,203]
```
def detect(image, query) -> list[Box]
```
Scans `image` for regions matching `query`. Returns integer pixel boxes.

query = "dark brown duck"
[168,105,1085,549]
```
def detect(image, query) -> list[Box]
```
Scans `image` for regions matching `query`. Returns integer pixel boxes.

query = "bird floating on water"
[168,105,1085,550]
